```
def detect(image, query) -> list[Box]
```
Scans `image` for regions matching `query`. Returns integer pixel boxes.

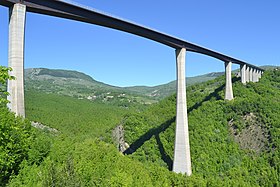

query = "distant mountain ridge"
[25,68,157,106]
[25,65,278,102]
[124,72,224,99]
[28,68,94,82]
[25,68,103,85]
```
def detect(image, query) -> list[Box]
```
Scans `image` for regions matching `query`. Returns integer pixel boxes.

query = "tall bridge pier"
[225,61,234,100]
[173,48,192,175]
[240,64,246,84]
[225,62,263,101]
[7,3,26,117]
[249,67,254,82]
[240,64,263,85]
[246,65,250,83]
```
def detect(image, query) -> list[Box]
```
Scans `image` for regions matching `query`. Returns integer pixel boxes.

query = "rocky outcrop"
[229,113,269,153]
[112,124,130,152]
[31,121,59,133]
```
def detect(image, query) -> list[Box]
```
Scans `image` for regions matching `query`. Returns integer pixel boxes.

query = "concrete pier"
[252,69,255,82]
[225,61,233,100]
[253,69,257,82]
[240,64,246,84]
[7,3,26,117]
[249,67,253,82]
[257,70,261,80]
[173,48,192,176]
[246,66,250,83]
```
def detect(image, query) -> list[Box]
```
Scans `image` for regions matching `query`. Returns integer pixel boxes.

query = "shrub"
[0,107,33,185]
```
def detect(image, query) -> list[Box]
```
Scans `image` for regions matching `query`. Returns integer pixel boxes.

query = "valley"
[25,68,224,106]
[1,66,279,186]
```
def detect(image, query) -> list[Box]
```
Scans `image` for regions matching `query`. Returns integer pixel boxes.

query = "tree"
[0,66,32,185]
[0,66,15,105]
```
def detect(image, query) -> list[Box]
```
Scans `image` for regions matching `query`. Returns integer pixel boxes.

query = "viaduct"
[0,0,264,176]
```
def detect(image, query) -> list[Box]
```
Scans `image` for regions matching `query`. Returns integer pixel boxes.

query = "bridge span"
[0,0,264,176]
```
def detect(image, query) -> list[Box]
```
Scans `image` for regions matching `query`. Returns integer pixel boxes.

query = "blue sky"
[0,0,279,87]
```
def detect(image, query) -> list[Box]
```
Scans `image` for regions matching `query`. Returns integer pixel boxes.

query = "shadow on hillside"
[188,77,239,113]
[123,117,175,170]
[123,77,240,170]
[155,134,173,170]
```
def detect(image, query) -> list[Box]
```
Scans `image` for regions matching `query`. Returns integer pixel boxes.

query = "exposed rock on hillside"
[31,121,59,134]
[229,113,269,153]
[112,124,130,152]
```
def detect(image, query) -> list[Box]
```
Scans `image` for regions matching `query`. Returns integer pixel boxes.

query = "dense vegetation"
[0,66,36,185]
[1,65,279,186]
[25,91,127,142]
[123,70,280,186]
[4,92,200,186]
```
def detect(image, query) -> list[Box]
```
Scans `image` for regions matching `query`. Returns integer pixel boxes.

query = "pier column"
[225,61,233,100]
[173,48,192,176]
[240,64,246,84]
[257,70,261,80]
[7,3,26,117]
[256,69,259,82]
[246,66,250,83]
[253,69,258,82]
[252,69,256,82]
[249,67,253,82]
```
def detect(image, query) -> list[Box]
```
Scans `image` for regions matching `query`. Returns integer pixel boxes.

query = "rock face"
[229,113,269,153]
[31,121,59,133]
[112,125,130,152]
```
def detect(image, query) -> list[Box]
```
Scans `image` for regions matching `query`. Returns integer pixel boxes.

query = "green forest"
[0,66,279,186]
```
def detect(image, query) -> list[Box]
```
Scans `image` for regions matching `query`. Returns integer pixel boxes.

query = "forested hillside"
[123,69,280,186]
[25,68,157,107]
[123,72,224,99]
[124,65,278,99]
[1,67,279,186]
[25,68,226,103]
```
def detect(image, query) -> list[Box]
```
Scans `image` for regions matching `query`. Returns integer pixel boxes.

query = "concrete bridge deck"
[0,0,264,70]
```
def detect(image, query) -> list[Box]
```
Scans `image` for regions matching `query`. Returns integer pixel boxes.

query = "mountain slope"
[125,72,224,99]
[26,68,95,82]
[7,69,279,186]
[124,65,278,99]
[25,68,156,106]
[122,69,280,186]
[24,90,127,141]
[26,66,277,102]
[25,68,225,103]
